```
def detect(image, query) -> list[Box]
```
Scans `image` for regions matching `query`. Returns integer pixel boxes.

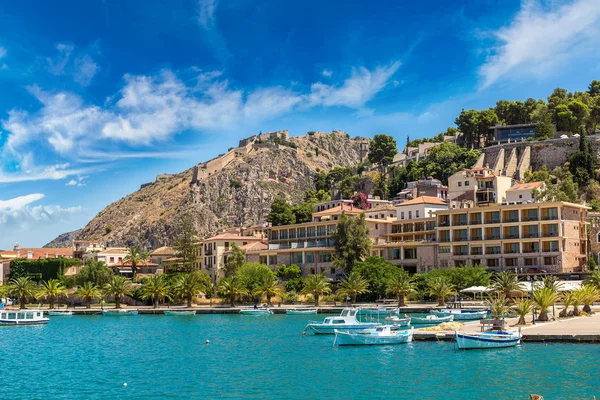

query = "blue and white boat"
[164,310,196,316]
[431,309,487,320]
[304,308,381,335]
[0,309,49,325]
[411,314,453,324]
[334,326,413,346]
[48,310,73,316]
[102,310,138,316]
[384,315,411,327]
[286,309,318,315]
[240,307,273,315]
[455,330,521,350]
[358,307,400,317]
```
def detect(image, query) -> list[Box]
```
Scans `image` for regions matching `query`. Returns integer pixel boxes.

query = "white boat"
[334,326,413,346]
[455,330,521,350]
[411,314,454,324]
[431,309,487,320]
[102,310,139,316]
[358,307,400,317]
[303,308,381,335]
[286,309,318,315]
[48,311,74,316]
[164,310,196,316]
[384,315,411,327]
[0,309,49,325]
[240,308,273,315]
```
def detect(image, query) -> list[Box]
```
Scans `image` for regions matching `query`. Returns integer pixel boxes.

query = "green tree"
[8,276,37,309]
[353,256,399,299]
[124,246,143,281]
[448,265,490,292]
[368,134,397,199]
[226,243,246,277]
[76,282,102,309]
[76,260,114,287]
[532,287,560,321]
[579,285,599,313]
[173,271,210,308]
[336,271,370,304]
[492,271,522,298]
[419,143,481,185]
[173,213,199,271]
[236,262,275,297]
[217,276,248,307]
[141,275,172,308]
[512,297,534,325]
[267,196,296,226]
[386,271,416,307]
[569,126,595,186]
[478,108,499,143]
[104,276,132,309]
[585,269,600,289]
[428,276,455,306]
[36,279,66,309]
[331,213,371,273]
[301,274,331,306]
[253,276,283,306]
[588,80,600,97]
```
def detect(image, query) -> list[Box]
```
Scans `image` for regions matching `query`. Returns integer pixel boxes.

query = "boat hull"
[286,309,318,315]
[48,311,73,316]
[411,315,454,324]
[335,329,413,346]
[306,323,382,335]
[240,309,272,315]
[384,317,411,327]
[0,319,49,326]
[455,332,520,349]
[102,311,139,316]
[164,311,196,316]
[432,310,487,320]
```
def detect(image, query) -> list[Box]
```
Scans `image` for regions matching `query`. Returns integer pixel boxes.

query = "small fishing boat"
[304,308,381,335]
[102,310,139,316]
[164,310,196,316]
[384,315,411,327]
[240,308,273,315]
[334,326,413,346]
[455,330,521,350]
[48,311,74,316]
[411,314,453,324]
[357,306,400,317]
[0,309,49,325]
[431,309,487,320]
[286,309,318,315]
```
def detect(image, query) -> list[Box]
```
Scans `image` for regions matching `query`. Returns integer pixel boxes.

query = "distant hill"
[43,229,82,248]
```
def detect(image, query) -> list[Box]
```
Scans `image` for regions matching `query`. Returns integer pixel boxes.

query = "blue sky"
[1,0,600,249]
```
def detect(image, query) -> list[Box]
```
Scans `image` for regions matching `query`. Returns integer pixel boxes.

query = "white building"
[505,181,544,203]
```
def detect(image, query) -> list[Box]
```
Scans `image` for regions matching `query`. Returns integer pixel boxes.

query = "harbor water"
[1,314,599,399]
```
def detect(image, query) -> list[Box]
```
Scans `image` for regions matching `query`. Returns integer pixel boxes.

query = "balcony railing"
[542,232,559,237]
[506,234,520,239]
[486,235,501,240]
[471,236,482,240]
[456,237,469,242]
[486,251,501,255]
[485,219,501,224]
[439,221,450,227]
[524,217,538,222]
[470,220,482,225]
[523,249,539,253]
[524,233,539,238]
[505,218,519,223]
[504,250,520,254]
[471,251,483,255]
[439,238,451,243]
[542,216,558,221]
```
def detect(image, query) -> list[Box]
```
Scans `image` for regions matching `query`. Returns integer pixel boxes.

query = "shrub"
[282,291,298,304]
[230,179,242,189]
[305,152,313,158]
[303,294,315,304]
[105,226,112,234]
[308,131,316,136]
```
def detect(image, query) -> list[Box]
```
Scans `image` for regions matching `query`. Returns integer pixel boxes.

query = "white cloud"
[73,55,99,86]
[0,46,6,59]
[418,111,437,121]
[0,193,82,230]
[322,69,332,77]
[308,61,401,108]
[46,43,74,76]
[198,0,217,30]
[65,176,87,186]
[46,43,99,86]
[479,0,600,88]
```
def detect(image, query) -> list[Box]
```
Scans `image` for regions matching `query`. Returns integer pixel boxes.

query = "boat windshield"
[340,309,357,317]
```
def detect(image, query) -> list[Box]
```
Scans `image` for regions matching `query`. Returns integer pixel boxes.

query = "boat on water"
[384,315,411,327]
[164,310,196,316]
[102,310,139,316]
[411,314,454,324]
[286,309,318,315]
[455,330,521,350]
[303,308,381,335]
[357,306,400,317]
[431,302,488,320]
[48,311,74,316]
[334,326,413,346]
[240,308,273,315]
[0,309,49,325]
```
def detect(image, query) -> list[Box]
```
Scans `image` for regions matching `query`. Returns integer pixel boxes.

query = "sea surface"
[1,313,599,400]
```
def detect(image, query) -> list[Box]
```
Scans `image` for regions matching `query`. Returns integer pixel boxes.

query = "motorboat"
[164,310,196,316]
[240,307,273,315]
[334,326,413,346]
[358,307,400,317]
[384,315,411,327]
[48,311,74,316]
[303,308,381,335]
[0,309,49,325]
[286,309,318,315]
[102,310,139,316]
[455,330,521,350]
[431,302,488,321]
[411,314,454,324]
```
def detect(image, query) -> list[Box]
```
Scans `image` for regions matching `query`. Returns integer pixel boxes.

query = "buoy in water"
[205,339,210,344]
[123,383,128,387]
[302,331,306,335]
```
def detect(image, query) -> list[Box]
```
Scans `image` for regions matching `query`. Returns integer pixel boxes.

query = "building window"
[416,210,420,218]
[224,242,229,251]
[401,212,405,220]
[292,252,303,264]
[597,232,600,243]
[305,252,314,263]
[465,181,470,186]
[408,211,412,219]
[319,253,332,263]
[260,256,267,264]
[519,194,522,199]
[439,246,450,253]
[458,182,462,187]
[375,224,378,230]
[269,255,277,265]
[109,257,115,263]
[391,249,401,260]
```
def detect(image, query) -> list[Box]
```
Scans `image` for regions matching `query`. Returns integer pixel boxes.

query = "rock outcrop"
[43,229,82,248]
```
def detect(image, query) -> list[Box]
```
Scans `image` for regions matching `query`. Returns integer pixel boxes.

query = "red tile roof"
[14,247,72,259]
[507,181,544,191]
[312,204,364,216]
[396,196,447,206]
[204,233,263,241]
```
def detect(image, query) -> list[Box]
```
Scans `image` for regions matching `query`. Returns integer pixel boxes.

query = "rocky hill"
[43,229,82,248]
[59,131,367,249]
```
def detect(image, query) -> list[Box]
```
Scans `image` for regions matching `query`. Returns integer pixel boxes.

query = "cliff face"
[43,229,82,248]
[70,131,366,249]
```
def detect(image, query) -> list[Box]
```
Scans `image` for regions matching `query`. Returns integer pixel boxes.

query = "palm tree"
[532,287,560,321]
[124,246,143,281]
[559,291,576,318]
[253,276,283,307]
[77,282,102,309]
[584,269,600,289]
[36,279,66,309]
[488,294,509,319]
[512,297,534,325]
[336,271,369,304]
[540,275,563,291]
[301,274,331,306]
[173,272,208,308]
[571,288,584,316]
[104,276,132,309]
[428,276,455,306]
[580,285,599,313]
[386,271,416,307]
[217,277,248,307]
[141,275,171,308]
[492,271,523,298]
[9,277,38,309]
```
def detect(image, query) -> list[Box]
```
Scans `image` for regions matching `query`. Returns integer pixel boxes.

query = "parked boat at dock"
[304,308,381,335]
[164,311,196,316]
[432,303,488,320]
[0,309,49,325]
[334,326,413,346]
[48,311,73,316]
[384,315,411,327]
[102,310,139,316]
[240,308,273,315]
[455,330,521,350]
[411,314,453,324]
[357,307,399,317]
[286,309,317,315]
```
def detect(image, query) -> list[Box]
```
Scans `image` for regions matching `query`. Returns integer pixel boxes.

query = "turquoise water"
[1,314,599,399]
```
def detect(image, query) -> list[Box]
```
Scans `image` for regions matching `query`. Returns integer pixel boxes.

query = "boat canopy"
[461,286,494,294]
